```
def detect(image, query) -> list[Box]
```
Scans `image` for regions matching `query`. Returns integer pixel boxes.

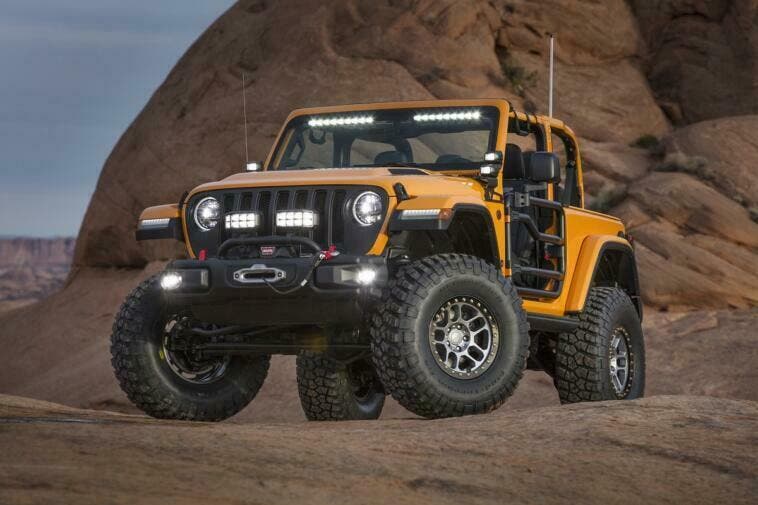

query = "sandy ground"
[0,394,755,505]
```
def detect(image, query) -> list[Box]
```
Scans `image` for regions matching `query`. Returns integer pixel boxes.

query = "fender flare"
[565,236,642,320]
[388,203,500,264]
[135,204,183,241]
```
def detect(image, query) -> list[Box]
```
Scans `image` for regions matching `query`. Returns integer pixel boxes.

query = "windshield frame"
[264,100,511,173]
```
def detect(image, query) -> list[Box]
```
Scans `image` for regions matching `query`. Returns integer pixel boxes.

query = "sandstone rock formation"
[0,238,74,314]
[631,0,758,124]
[0,237,74,267]
[73,0,672,270]
[581,115,758,310]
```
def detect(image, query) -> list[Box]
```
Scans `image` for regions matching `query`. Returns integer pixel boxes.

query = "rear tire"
[371,254,529,419]
[296,351,385,421]
[110,276,270,421]
[555,287,645,403]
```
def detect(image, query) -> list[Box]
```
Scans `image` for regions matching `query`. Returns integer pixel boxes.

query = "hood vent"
[388,168,428,176]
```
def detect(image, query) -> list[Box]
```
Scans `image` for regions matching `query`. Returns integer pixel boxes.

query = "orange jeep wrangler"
[111,99,645,421]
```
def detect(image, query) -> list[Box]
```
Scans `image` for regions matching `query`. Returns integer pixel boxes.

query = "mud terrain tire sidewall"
[110,276,270,421]
[556,287,645,403]
[371,254,529,419]
[296,351,385,421]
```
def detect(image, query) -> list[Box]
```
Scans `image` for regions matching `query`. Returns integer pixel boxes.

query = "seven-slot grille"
[222,187,346,245]
[185,186,387,257]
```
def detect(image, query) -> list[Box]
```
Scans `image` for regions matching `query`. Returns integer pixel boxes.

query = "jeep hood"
[189,167,486,200]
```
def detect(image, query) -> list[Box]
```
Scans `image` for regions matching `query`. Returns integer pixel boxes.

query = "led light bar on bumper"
[276,210,319,228]
[225,212,261,230]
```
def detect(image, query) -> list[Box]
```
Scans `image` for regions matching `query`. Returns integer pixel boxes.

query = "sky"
[0,0,235,237]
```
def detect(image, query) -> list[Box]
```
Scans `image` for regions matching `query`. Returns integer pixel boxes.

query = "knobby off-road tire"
[110,276,270,421]
[555,287,645,403]
[296,351,385,421]
[371,254,529,419]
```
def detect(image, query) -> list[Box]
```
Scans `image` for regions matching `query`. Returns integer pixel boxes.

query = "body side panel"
[522,207,625,317]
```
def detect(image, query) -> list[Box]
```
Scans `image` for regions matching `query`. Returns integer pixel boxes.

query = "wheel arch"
[565,236,642,320]
[388,204,500,265]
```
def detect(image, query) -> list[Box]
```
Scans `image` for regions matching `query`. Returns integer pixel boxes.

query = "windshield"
[270,106,499,171]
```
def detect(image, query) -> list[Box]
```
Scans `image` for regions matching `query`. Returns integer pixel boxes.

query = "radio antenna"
[548,34,555,118]
[242,72,250,165]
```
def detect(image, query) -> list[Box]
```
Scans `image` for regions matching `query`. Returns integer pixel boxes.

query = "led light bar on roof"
[308,115,374,127]
[414,110,481,122]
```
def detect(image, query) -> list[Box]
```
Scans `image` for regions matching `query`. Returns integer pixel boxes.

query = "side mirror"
[528,152,560,183]
[246,161,263,172]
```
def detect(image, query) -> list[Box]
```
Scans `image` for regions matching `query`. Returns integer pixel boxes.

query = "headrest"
[435,154,470,164]
[374,151,409,165]
[503,143,525,179]
[522,150,534,178]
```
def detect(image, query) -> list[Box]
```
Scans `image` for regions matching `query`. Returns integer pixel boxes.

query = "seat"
[374,150,409,165]
[501,144,541,286]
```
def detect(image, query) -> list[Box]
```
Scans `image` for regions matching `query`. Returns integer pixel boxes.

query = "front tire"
[371,254,529,419]
[555,287,645,403]
[110,276,270,421]
[296,351,385,421]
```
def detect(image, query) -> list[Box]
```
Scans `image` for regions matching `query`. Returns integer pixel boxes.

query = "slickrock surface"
[0,394,755,505]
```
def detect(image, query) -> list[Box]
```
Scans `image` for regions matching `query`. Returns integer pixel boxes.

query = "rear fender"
[565,235,642,319]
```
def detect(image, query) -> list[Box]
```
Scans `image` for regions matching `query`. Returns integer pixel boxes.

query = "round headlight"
[194,197,221,231]
[352,191,383,226]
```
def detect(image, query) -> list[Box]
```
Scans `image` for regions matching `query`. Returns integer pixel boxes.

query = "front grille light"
[225,212,261,230]
[276,210,319,228]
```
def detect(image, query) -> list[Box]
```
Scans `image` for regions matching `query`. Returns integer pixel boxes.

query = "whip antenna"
[548,34,555,118]
[242,73,250,165]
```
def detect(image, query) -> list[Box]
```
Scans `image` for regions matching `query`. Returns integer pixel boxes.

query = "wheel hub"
[429,297,499,379]
[161,317,230,385]
[446,326,468,350]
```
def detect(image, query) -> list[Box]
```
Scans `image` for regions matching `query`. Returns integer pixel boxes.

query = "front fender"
[387,196,488,232]
[136,203,183,241]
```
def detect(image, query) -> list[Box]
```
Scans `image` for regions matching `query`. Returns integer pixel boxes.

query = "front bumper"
[161,253,389,326]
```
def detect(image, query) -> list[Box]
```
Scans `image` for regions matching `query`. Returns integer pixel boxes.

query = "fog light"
[357,268,377,285]
[160,272,182,290]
